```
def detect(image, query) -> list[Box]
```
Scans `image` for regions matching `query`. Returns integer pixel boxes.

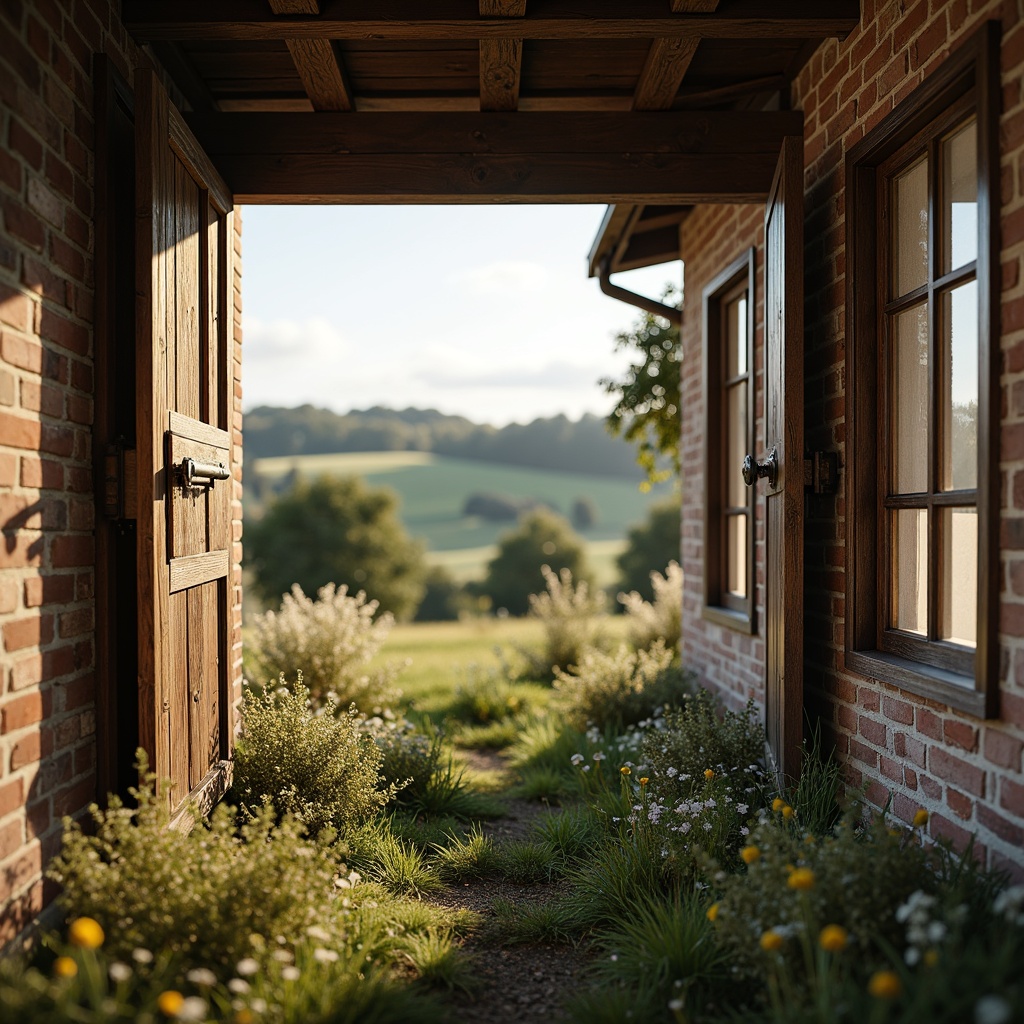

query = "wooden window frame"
[703,248,756,633]
[845,23,1000,718]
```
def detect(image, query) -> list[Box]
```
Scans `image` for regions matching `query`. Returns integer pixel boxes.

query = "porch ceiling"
[123,0,858,202]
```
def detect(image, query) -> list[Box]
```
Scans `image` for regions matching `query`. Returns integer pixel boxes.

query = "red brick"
[10,731,41,770]
[859,715,888,747]
[984,728,1023,771]
[931,747,986,797]
[1,331,43,373]
[2,690,48,733]
[978,803,1024,846]
[879,753,903,783]
[0,819,24,861]
[894,731,928,768]
[0,777,24,819]
[2,197,46,251]
[929,812,984,858]
[946,787,973,820]
[1001,776,1024,818]
[50,534,93,568]
[943,719,978,752]
[58,607,92,638]
[0,284,34,333]
[53,776,95,819]
[3,614,54,652]
[882,696,914,724]
[23,573,75,608]
[0,533,43,570]
[39,307,88,356]
[26,177,63,228]
[0,453,16,486]
[20,455,63,490]
[916,707,943,741]
[0,410,42,449]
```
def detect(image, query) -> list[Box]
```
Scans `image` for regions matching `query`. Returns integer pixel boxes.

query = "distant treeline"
[244,404,648,479]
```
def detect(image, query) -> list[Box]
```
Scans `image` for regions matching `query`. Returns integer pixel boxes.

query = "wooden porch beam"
[184,109,803,203]
[634,1,718,111]
[479,1,524,112]
[268,0,354,110]
[124,1,862,42]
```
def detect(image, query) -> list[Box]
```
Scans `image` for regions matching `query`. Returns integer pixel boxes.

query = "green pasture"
[250,451,670,581]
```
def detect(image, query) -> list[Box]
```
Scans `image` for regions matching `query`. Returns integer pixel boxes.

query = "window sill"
[845,649,989,719]
[702,604,755,635]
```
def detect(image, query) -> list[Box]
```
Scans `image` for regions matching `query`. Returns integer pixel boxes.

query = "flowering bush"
[522,565,608,678]
[247,582,401,707]
[553,640,691,730]
[233,677,398,836]
[618,560,682,653]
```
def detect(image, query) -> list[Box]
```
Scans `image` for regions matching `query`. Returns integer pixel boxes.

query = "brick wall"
[679,0,1024,877]
[0,1,245,942]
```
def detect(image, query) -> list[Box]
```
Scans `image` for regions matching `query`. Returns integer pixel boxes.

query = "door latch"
[176,457,230,489]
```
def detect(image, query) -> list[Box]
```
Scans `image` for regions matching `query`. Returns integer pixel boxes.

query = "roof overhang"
[587,203,689,278]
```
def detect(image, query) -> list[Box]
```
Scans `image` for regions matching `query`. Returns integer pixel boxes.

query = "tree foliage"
[600,285,682,485]
[247,474,426,620]
[616,499,681,602]
[480,508,592,616]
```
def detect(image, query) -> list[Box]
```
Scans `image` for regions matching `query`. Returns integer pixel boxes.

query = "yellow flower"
[639,777,649,786]
[706,902,720,922]
[803,835,815,845]
[787,867,815,891]
[868,970,903,1000]
[68,917,105,950]
[158,990,185,1017]
[819,924,848,952]
[234,1012,255,1024]
[54,956,78,978]
[923,948,939,968]
[772,797,785,812]
[620,766,631,776]
[913,808,929,828]
[704,769,715,780]
[782,805,795,820]
[739,845,761,865]
[759,930,784,952]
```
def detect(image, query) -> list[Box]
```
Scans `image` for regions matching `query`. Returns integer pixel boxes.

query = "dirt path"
[431,751,592,1023]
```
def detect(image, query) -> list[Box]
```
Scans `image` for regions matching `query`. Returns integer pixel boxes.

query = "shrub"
[618,560,682,652]
[356,709,436,796]
[247,582,400,707]
[615,499,681,600]
[553,640,689,730]
[523,565,608,678]
[233,677,397,836]
[447,668,539,725]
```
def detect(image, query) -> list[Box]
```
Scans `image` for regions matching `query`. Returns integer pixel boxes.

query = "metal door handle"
[742,447,778,488]
[177,457,229,488]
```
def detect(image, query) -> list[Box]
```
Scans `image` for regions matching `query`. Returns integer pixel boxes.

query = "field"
[251,450,672,586]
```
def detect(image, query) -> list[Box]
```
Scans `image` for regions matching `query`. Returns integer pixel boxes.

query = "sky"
[240,205,680,427]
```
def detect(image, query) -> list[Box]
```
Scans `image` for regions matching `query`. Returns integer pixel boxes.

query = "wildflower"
[759,930,784,952]
[282,965,301,982]
[235,958,259,977]
[69,916,105,949]
[974,995,1013,1024]
[54,956,78,978]
[593,752,605,761]
[179,997,209,1022]
[913,808,930,828]
[639,777,650,786]
[109,962,133,983]
[158,991,186,1017]
[782,805,795,820]
[704,769,715,780]
[314,947,339,963]
[132,948,154,964]
[772,797,785,812]
[620,766,632,776]
[571,754,584,766]
[234,1012,255,1024]
[819,925,848,952]
[788,867,815,891]
[228,979,251,995]
[668,998,684,1011]
[186,968,218,987]
[706,902,720,922]
[740,845,761,865]
[868,970,903,1000]
[272,948,295,963]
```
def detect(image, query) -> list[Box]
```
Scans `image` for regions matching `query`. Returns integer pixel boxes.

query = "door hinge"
[102,438,137,520]
[803,451,839,495]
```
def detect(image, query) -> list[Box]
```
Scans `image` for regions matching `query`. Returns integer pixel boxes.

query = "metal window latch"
[176,457,230,489]
[803,451,839,494]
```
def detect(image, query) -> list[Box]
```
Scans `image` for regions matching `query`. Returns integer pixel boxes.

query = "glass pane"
[726,383,747,507]
[892,508,928,635]
[892,303,929,494]
[726,293,748,378]
[941,280,978,491]
[940,507,977,647]
[893,158,929,298]
[727,514,747,598]
[942,118,977,274]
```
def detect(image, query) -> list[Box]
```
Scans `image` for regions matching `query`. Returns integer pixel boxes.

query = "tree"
[616,499,681,602]
[571,496,597,531]
[600,285,682,486]
[247,474,426,620]
[481,508,592,616]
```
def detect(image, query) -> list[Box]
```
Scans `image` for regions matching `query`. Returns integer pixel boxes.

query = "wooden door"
[763,136,804,784]
[135,70,235,814]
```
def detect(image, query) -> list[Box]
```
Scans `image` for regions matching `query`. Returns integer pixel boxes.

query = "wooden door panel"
[763,135,804,784]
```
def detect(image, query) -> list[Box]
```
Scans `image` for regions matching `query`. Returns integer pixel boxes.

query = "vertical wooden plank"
[176,163,201,420]
[168,591,191,804]
[187,585,205,789]
[202,581,222,771]
[206,202,220,427]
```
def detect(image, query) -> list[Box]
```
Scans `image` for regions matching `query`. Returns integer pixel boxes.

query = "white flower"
[306,924,332,942]
[235,957,259,977]
[737,804,749,815]
[975,995,1013,1024]
[314,947,339,963]
[131,948,154,964]
[179,996,209,1022]
[108,962,132,983]
[282,965,301,982]
[571,753,585,766]
[272,949,295,964]
[228,979,251,994]
[593,752,606,761]
[186,968,218,987]
[251,999,268,1014]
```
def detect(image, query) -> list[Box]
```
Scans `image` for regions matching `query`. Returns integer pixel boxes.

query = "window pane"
[892,158,929,298]
[942,119,977,274]
[892,508,928,635]
[941,280,978,491]
[726,382,747,507]
[892,303,929,494]
[727,293,748,378]
[940,507,977,647]
[727,514,747,598]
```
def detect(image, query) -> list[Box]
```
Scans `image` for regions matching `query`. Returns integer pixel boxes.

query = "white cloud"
[244,316,349,361]
[445,260,550,295]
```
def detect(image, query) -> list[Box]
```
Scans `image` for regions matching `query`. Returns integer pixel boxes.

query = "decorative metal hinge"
[101,438,137,520]
[803,451,839,495]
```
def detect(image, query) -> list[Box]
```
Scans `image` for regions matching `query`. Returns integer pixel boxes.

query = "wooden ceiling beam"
[633,1,718,111]
[124,1,862,42]
[479,1,524,112]
[268,0,353,110]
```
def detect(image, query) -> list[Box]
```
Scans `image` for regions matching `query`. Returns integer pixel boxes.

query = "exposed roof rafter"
[633,0,718,111]
[479,0,524,112]
[268,0,354,111]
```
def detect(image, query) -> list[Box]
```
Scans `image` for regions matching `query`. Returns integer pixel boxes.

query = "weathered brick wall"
[0,1,245,941]
[680,0,1024,877]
